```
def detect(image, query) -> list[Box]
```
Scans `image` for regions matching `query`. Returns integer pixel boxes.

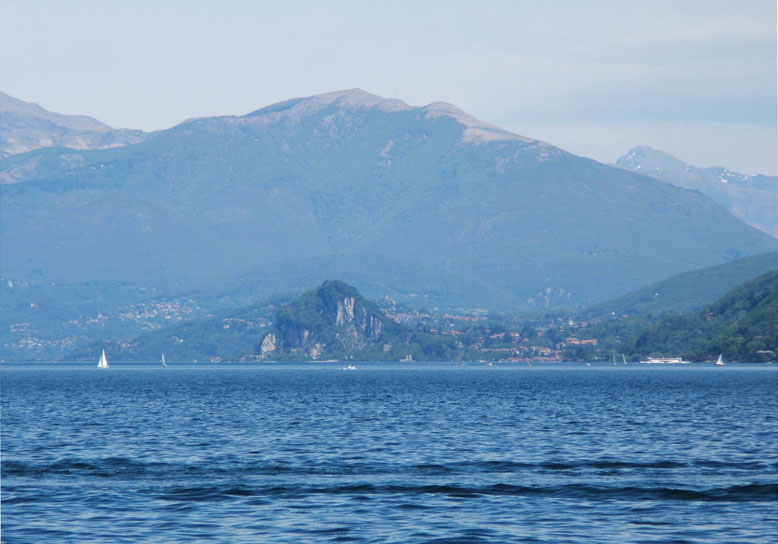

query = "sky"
[2,0,776,174]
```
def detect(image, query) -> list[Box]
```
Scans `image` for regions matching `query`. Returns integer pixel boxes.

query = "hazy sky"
[2,0,776,174]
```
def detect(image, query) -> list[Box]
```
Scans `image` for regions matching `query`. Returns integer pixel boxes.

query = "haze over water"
[2,363,776,543]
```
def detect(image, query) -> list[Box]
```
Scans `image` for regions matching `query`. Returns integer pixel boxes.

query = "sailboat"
[612,351,618,366]
[162,353,167,367]
[97,349,109,369]
[715,354,724,366]
[622,354,627,366]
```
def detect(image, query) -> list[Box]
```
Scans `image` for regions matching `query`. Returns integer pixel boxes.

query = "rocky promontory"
[256,280,458,361]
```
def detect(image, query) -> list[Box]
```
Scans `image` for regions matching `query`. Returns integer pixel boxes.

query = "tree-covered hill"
[582,251,777,319]
[256,280,459,361]
[630,271,778,362]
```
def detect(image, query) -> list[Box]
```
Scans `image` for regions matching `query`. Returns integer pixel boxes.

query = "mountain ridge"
[579,251,778,319]
[0,91,148,158]
[1,90,774,312]
[615,145,777,237]
[183,88,542,146]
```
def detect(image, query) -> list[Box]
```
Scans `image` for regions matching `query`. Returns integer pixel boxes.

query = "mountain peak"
[247,88,412,120]
[308,88,413,112]
[616,145,687,174]
[615,145,777,237]
[246,89,536,145]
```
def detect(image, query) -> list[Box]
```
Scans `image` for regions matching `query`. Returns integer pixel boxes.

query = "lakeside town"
[6,277,774,364]
[4,286,609,362]
[383,302,603,362]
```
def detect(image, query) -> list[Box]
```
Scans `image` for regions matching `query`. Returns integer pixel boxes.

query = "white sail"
[98,349,109,368]
[162,353,167,367]
[715,354,724,366]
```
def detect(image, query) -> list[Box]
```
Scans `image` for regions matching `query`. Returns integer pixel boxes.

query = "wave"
[445,460,690,471]
[153,482,778,503]
[4,457,774,478]
[427,459,774,472]
[1,457,176,480]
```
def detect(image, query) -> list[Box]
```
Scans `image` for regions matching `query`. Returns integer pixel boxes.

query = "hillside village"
[382,303,602,362]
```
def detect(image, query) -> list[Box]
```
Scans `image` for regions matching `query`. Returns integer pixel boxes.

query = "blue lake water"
[2,362,777,543]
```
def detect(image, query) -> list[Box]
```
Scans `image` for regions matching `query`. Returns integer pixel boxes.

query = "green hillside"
[583,251,778,318]
[59,271,778,364]
[631,271,778,362]
[70,297,284,363]
[2,90,774,312]
[68,280,462,363]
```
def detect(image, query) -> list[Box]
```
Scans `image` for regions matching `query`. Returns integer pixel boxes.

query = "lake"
[2,362,777,543]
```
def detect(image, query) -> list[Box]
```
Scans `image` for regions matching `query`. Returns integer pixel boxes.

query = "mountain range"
[1,89,775,319]
[0,92,147,158]
[615,145,776,237]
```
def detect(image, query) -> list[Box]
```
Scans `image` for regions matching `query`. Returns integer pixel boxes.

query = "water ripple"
[2,363,776,543]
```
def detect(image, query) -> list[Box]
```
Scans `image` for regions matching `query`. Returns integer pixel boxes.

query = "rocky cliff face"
[335,297,383,340]
[256,280,398,360]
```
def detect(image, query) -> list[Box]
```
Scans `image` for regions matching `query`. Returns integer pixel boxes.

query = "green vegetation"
[3,91,773,320]
[631,271,778,361]
[257,280,460,361]
[8,261,777,363]
[272,281,366,349]
[581,252,777,318]
[540,271,778,362]
[71,297,283,362]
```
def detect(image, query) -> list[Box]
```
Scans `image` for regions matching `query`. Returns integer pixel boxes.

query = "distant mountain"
[256,280,457,361]
[2,89,775,312]
[582,251,778,319]
[630,271,778,362]
[615,146,777,237]
[0,92,147,159]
